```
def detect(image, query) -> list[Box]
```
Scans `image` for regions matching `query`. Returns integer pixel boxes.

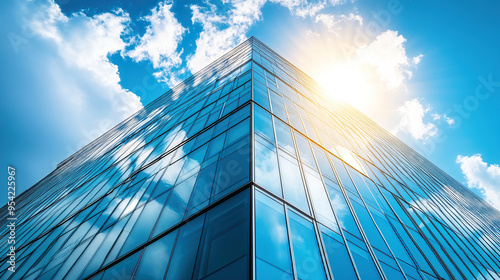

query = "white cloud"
[432,113,455,126]
[126,1,186,87]
[272,0,325,18]
[315,12,363,30]
[186,0,347,74]
[1,0,150,189]
[187,0,266,73]
[446,117,455,125]
[26,0,142,115]
[18,0,147,158]
[181,0,354,76]
[456,154,500,210]
[395,98,438,140]
[357,30,419,89]
[412,53,423,64]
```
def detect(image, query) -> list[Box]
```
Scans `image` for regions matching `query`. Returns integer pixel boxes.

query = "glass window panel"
[179,144,207,182]
[237,71,251,87]
[323,179,362,238]
[347,241,382,280]
[374,248,401,274]
[89,271,104,280]
[221,130,250,157]
[295,133,316,168]
[286,106,305,134]
[164,214,205,280]
[226,118,250,147]
[350,200,391,254]
[61,218,93,248]
[194,127,215,148]
[149,168,174,199]
[279,154,310,214]
[194,189,250,280]
[351,173,378,206]
[370,188,394,217]
[253,75,266,91]
[266,75,278,93]
[254,83,271,111]
[255,191,293,279]
[64,232,106,279]
[288,210,327,280]
[254,105,275,143]
[320,226,357,280]
[384,195,415,228]
[133,229,178,280]
[152,175,198,237]
[389,218,434,275]
[302,119,321,143]
[206,133,225,159]
[238,87,251,105]
[380,262,405,280]
[253,61,265,74]
[274,119,296,156]
[370,211,414,265]
[120,192,168,255]
[38,263,64,279]
[155,160,184,196]
[311,145,336,180]
[185,163,218,217]
[222,100,238,116]
[329,155,352,185]
[80,218,129,278]
[138,175,160,206]
[119,186,147,220]
[398,261,423,280]
[212,146,250,200]
[53,238,91,279]
[233,75,248,93]
[101,250,141,280]
[221,80,234,95]
[270,97,288,121]
[341,167,361,196]
[256,259,293,280]
[188,120,207,140]
[30,228,70,274]
[367,165,397,191]
[407,228,450,278]
[303,168,337,229]
[214,116,229,134]
[228,103,250,126]
[255,138,282,197]
[104,207,142,266]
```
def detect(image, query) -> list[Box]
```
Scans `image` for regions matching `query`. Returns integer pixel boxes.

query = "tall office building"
[1,37,500,280]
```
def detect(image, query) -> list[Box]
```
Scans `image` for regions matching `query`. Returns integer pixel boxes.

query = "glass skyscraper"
[1,37,500,280]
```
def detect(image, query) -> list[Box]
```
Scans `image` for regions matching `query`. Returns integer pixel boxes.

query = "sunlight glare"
[314,63,372,111]
[336,145,368,176]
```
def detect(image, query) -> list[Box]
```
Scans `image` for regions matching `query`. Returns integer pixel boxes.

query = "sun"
[313,62,373,111]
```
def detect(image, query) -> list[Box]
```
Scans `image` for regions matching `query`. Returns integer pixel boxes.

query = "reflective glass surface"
[2,37,500,280]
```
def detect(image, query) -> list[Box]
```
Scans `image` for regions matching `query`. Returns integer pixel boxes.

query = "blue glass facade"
[1,37,500,279]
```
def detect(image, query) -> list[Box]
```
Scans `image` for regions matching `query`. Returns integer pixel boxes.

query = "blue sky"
[1,0,499,208]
